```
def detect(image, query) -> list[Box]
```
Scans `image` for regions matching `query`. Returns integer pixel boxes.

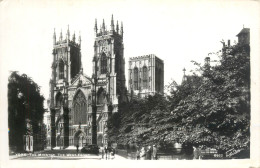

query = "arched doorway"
[74,130,86,147]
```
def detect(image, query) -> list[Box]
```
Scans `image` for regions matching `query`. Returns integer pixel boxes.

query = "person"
[76,144,79,154]
[152,145,157,160]
[145,146,152,160]
[101,146,104,159]
[193,146,199,159]
[136,148,140,160]
[104,146,108,160]
[110,148,115,159]
[140,147,146,160]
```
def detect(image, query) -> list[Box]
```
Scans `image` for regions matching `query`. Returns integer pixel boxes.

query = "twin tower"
[48,15,127,148]
[47,15,164,148]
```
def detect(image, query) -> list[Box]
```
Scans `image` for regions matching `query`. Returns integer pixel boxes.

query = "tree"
[8,72,45,152]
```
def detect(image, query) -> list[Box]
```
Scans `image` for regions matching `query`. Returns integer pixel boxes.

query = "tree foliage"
[107,41,250,157]
[8,71,45,152]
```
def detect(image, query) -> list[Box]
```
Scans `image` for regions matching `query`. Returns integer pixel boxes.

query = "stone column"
[50,108,56,149]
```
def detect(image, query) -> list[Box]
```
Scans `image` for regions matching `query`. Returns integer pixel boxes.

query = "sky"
[0,0,259,108]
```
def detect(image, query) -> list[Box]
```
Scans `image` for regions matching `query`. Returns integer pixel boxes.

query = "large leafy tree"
[8,72,45,152]
[107,38,250,158]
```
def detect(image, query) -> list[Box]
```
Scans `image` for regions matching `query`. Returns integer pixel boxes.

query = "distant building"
[128,54,164,98]
[236,27,250,45]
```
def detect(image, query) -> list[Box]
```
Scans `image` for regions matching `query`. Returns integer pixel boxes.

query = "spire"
[53,28,56,45]
[120,21,124,36]
[116,20,119,33]
[94,19,98,35]
[59,29,63,41]
[102,19,105,33]
[72,31,76,42]
[66,25,70,41]
[78,31,81,46]
[110,14,114,32]
[183,68,186,76]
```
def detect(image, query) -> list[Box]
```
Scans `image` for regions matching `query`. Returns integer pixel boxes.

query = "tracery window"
[73,91,87,125]
[56,93,63,108]
[134,67,138,90]
[101,53,107,74]
[143,66,148,89]
[59,59,64,79]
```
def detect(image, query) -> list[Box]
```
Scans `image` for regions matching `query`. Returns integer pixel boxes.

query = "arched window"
[143,66,148,89]
[134,67,138,90]
[101,53,107,74]
[56,92,63,108]
[97,87,105,105]
[73,90,87,125]
[59,60,64,79]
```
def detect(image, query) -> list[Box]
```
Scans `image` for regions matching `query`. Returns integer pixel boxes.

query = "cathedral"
[47,15,127,148]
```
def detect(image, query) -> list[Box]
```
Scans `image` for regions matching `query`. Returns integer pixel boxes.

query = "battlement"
[129,54,164,63]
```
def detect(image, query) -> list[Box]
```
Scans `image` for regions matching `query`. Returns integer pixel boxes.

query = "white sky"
[0,0,258,108]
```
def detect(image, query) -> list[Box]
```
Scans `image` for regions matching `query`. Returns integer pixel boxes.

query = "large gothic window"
[73,91,87,125]
[134,67,138,90]
[97,87,105,105]
[143,66,148,89]
[101,53,107,74]
[56,92,63,108]
[59,60,64,79]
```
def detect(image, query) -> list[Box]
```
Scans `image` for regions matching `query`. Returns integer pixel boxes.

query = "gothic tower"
[49,26,82,148]
[93,15,127,112]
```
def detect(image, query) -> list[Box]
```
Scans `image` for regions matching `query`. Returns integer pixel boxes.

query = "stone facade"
[128,54,164,98]
[47,15,127,149]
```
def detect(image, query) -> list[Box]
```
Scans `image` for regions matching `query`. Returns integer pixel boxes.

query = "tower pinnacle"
[116,20,119,33]
[78,31,81,46]
[60,29,63,41]
[66,25,70,41]
[110,14,114,32]
[94,19,98,35]
[53,28,56,45]
[120,21,124,37]
[102,19,105,33]
[72,31,76,42]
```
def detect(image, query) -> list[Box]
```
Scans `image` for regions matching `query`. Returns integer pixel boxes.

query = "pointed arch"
[134,67,138,90]
[56,92,63,108]
[59,59,64,79]
[101,52,107,74]
[97,87,106,105]
[73,90,87,125]
[143,66,148,89]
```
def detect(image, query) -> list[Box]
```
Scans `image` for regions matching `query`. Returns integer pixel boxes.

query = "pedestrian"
[110,148,115,159]
[101,146,104,159]
[104,145,108,160]
[140,147,146,160]
[152,145,157,160]
[76,144,79,154]
[145,146,152,160]
[136,148,140,160]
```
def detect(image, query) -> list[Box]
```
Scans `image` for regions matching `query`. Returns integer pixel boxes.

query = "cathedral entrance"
[74,130,86,147]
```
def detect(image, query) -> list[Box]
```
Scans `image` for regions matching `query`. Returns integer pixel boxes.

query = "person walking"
[110,148,115,159]
[136,148,140,160]
[104,146,108,160]
[145,146,152,160]
[152,145,157,160]
[140,147,146,160]
[76,144,79,154]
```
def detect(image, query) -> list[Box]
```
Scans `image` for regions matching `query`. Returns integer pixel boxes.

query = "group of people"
[101,146,116,160]
[136,145,157,160]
